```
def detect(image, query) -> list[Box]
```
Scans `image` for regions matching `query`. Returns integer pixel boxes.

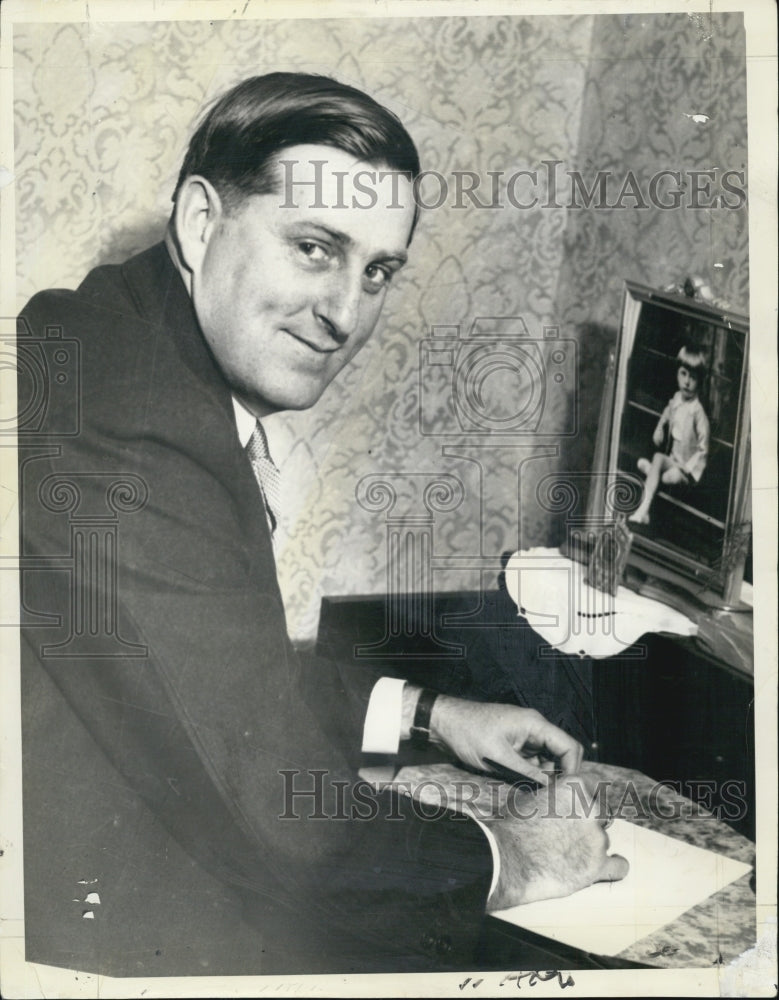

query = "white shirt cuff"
[361,677,406,754]
[361,677,500,901]
[472,817,502,901]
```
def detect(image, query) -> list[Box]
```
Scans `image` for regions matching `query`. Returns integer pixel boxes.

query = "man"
[18,73,626,978]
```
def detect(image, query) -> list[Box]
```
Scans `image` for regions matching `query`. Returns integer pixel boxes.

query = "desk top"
[586,762,754,968]
[391,760,755,970]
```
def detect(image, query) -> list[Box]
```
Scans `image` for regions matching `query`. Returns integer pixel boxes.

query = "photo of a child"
[630,345,710,525]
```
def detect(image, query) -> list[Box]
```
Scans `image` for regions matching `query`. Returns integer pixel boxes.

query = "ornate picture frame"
[586,280,751,608]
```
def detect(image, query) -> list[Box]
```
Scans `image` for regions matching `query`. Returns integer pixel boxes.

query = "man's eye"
[298,241,328,262]
[364,264,392,289]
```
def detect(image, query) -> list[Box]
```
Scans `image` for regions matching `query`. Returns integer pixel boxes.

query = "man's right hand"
[481,774,629,911]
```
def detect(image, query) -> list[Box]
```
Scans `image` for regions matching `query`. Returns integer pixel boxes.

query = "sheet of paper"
[491,818,752,956]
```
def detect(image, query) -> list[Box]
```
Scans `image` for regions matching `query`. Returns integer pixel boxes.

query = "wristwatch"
[409,688,438,749]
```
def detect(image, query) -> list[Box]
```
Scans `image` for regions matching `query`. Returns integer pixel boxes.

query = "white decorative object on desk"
[504,547,697,658]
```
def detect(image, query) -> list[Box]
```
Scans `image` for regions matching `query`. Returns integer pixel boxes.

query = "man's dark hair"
[173,72,421,219]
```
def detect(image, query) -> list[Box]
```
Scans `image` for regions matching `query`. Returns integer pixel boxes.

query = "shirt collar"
[232,395,257,448]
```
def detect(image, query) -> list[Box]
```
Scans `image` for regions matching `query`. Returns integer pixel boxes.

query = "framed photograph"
[588,280,751,606]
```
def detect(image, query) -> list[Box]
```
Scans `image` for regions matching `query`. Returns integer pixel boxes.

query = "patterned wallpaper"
[554,11,749,511]
[13,13,748,641]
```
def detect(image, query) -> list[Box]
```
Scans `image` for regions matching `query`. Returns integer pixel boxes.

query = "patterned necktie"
[246,420,281,536]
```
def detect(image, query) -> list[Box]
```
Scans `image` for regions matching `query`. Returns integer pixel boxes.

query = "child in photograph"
[630,345,710,525]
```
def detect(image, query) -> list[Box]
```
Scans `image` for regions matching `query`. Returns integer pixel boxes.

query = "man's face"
[189,144,416,417]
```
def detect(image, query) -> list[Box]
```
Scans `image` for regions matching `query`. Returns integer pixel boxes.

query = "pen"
[481,756,551,789]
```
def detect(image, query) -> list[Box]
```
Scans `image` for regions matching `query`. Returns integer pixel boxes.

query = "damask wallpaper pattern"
[559,12,748,327]
[553,11,749,512]
[13,13,748,640]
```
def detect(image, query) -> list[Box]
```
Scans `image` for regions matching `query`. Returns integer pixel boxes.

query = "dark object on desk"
[481,756,545,792]
[586,517,634,596]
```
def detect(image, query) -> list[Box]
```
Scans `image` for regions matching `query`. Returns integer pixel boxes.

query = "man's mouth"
[283,329,338,355]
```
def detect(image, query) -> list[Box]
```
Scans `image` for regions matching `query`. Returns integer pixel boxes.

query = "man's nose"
[315,269,362,344]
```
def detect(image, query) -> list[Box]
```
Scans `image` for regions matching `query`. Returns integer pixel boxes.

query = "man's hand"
[399,692,627,910]
[426,694,584,785]
[483,775,629,910]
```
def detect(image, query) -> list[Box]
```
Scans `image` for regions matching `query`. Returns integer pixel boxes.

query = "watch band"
[409,688,438,749]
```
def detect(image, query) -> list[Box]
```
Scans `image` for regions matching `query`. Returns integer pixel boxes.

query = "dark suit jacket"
[18,243,493,978]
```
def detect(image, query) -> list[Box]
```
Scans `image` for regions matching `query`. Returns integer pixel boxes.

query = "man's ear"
[172,176,224,274]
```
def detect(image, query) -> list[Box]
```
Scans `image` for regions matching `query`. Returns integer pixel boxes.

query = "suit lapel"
[119,243,281,583]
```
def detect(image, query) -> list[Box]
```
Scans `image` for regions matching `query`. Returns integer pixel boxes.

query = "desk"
[387,760,754,969]
[318,588,755,839]
[317,590,757,970]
